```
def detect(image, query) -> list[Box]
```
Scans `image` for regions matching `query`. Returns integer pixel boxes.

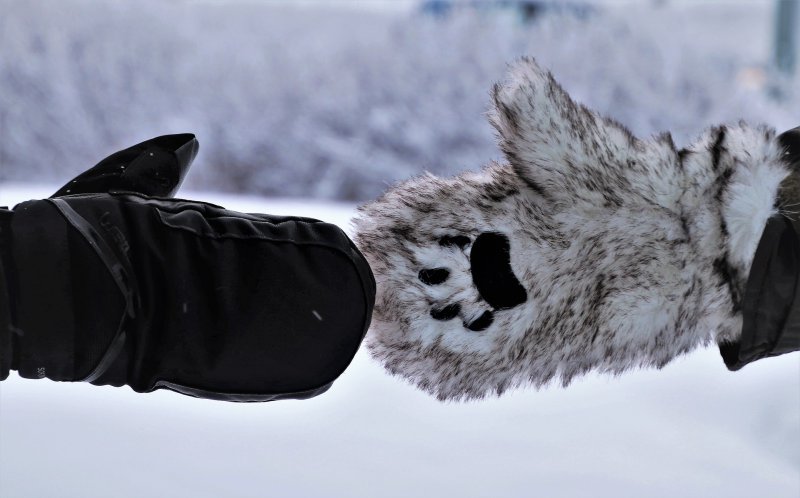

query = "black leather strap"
[46,198,139,382]
[47,199,138,320]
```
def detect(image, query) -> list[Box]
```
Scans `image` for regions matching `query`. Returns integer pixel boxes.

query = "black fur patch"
[470,232,528,310]
[465,310,494,331]
[713,256,742,312]
[439,235,470,249]
[710,126,727,172]
[419,268,449,285]
[431,303,460,321]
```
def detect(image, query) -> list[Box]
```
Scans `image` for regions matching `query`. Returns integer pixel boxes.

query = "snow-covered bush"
[0,0,796,200]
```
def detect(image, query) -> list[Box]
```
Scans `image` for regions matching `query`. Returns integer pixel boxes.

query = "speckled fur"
[352,58,793,401]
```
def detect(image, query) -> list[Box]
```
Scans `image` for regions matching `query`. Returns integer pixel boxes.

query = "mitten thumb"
[52,133,198,198]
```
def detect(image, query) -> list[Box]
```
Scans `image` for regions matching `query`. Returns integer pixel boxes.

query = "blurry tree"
[0,0,798,200]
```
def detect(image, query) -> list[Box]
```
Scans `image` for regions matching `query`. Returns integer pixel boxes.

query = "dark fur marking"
[710,126,727,172]
[714,168,733,204]
[419,268,449,285]
[678,148,693,162]
[483,187,517,202]
[465,310,494,331]
[713,257,742,312]
[585,274,609,343]
[507,159,551,200]
[439,235,470,249]
[470,232,528,310]
[719,217,729,238]
[680,215,690,237]
[431,303,460,321]
[683,279,696,298]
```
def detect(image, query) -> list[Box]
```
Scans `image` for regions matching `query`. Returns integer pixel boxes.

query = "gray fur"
[352,57,792,401]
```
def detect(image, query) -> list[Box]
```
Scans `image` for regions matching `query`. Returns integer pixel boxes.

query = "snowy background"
[2,0,800,497]
[0,0,798,200]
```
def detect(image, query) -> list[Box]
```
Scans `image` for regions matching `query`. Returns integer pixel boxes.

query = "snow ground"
[0,183,798,498]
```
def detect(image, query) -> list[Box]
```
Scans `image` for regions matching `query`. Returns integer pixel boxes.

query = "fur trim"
[352,57,792,400]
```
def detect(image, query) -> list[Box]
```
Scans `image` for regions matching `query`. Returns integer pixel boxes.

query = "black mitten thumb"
[52,133,198,198]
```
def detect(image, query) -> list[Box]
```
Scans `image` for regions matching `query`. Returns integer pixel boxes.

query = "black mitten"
[4,193,374,401]
[2,134,374,401]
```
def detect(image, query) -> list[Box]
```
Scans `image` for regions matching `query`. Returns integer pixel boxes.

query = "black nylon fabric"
[721,214,800,370]
[7,193,375,401]
[0,208,14,380]
[10,200,125,382]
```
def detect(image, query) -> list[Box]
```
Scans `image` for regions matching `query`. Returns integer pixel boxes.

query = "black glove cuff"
[724,215,800,369]
[11,200,128,382]
[722,128,800,370]
[0,207,15,380]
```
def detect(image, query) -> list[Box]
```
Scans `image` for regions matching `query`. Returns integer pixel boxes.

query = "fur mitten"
[353,57,799,401]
